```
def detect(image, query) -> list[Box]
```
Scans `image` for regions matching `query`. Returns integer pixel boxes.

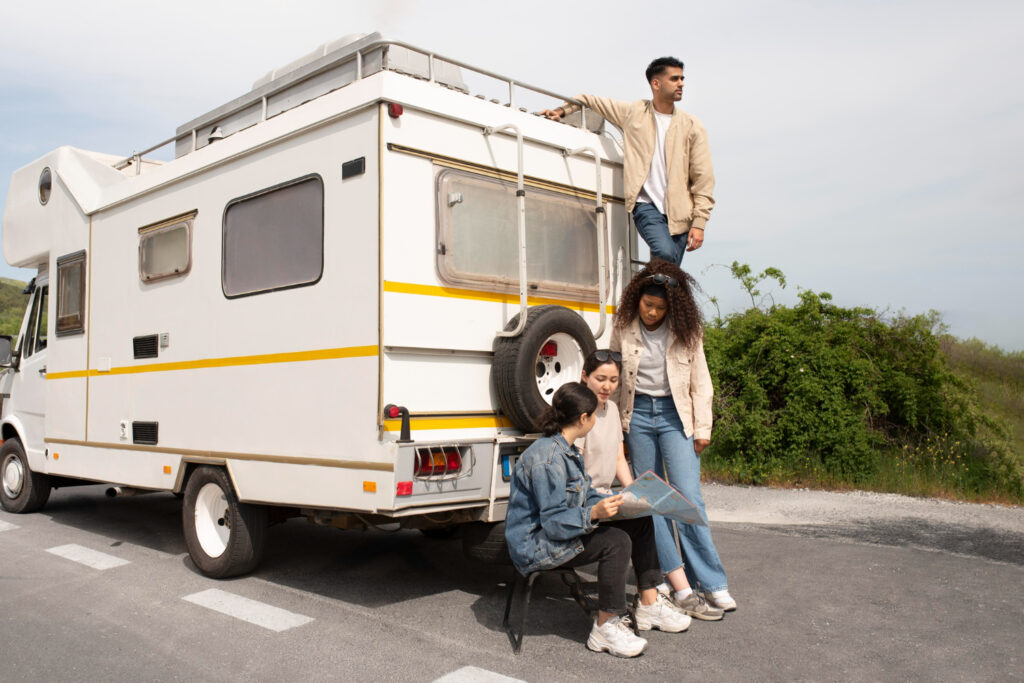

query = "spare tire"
[493,305,597,432]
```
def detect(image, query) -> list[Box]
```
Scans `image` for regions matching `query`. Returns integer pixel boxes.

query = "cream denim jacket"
[609,318,714,439]
[560,95,715,235]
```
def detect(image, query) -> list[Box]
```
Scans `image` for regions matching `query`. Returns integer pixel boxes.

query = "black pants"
[562,516,661,615]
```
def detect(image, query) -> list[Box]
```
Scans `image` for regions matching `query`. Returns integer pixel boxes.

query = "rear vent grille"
[132,421,158,445]
[133,334,159,359]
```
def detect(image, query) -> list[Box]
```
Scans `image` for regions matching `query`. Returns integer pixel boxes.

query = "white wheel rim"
[535,332,585,404]
[194,482,230,558]
[3,455,24,498]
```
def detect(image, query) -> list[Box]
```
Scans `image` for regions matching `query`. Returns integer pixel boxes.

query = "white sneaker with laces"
[586,616,648,657]
[701,589,737,611]
[635,594,692,633]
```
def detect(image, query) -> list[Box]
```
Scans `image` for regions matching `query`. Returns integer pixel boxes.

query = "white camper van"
[0,34,636,577]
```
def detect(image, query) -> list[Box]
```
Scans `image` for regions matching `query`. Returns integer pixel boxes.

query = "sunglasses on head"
[647,273,680,288]
[592,349,622,363]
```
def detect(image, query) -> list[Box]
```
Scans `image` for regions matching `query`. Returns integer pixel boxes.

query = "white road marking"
[46,544,131,570]
[0,520,18,532]
[433,667,526,683]
[182,588,314,632]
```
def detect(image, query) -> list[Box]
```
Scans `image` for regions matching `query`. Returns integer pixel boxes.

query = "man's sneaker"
[587,616,648,657]
[701,589,737,611]
[635,594,691,633]
[673,591,725,621]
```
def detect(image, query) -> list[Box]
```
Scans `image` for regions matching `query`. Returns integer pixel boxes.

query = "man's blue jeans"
[632,203,688,265]
[625,394,729,592]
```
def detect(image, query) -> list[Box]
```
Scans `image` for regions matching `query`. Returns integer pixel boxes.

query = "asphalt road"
[1,486,1022,682]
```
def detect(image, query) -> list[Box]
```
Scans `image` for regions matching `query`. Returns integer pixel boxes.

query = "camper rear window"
[222,175,324,298]
[436,169,601,296]
[140,217,193,282]
[56,250,86,336]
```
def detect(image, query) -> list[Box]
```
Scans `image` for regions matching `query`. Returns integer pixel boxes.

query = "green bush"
[701,263,1023,503]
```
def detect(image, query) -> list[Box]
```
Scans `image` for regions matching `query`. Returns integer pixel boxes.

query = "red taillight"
[388,102,404,118]
[540,341,558,357]
[387,405,401,418]
[396,481,413,496]
[414,447,462,476]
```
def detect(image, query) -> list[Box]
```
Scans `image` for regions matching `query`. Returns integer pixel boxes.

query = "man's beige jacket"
[561,95,715,234]
[609,318,714,440]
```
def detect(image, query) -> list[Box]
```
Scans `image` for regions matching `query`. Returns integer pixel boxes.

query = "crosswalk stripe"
[46,544,131,570]
[0,520,18,532]
[182,588,313,632]
[433,667,526,683]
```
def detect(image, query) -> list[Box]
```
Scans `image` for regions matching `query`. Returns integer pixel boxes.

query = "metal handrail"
[112,37,597,171]
[563,146,607,339]
[485,123,529,338]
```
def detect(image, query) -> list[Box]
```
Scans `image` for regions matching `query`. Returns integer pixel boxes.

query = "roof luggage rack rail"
[113,35,603,172]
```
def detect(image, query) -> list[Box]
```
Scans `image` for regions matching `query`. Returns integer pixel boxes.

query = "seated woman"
[579,349,723,622]
[505,382,688,659]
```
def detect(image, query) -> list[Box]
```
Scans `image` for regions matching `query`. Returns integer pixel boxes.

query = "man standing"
[542,57,715,265]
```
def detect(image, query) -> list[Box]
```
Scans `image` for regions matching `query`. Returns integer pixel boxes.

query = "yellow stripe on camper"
[382,415,514,432]
[383,281,615,314]
[46,344,379,380]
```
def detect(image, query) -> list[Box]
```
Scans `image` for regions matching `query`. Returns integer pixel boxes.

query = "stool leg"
[504,572,539,654]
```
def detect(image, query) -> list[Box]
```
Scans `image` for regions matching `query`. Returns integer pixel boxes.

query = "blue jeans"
[625,394,728,592]
[632,203,687,265]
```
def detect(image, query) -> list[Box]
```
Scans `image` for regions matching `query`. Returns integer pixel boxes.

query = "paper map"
[613,470,708,527]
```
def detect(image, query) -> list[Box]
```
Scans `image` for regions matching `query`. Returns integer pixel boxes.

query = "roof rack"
[114,34,600,174]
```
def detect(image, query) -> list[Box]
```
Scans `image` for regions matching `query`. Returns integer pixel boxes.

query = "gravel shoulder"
[702,482,1024,565]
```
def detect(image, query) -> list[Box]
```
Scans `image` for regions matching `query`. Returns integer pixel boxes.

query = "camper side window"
[56,251,86,336]
[222,175,324,298]
[436,169,602,297]
[140,217,193,282]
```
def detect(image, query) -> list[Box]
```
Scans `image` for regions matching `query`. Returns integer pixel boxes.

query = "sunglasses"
[647,273,680,288]
[592,350,622,362]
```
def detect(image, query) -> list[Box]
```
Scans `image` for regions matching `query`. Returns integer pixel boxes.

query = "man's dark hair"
[646,56,685,83]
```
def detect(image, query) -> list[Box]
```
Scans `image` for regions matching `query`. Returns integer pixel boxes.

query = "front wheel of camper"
[492,305,597,432]
[182,466,268,578]
[0,438,51,513]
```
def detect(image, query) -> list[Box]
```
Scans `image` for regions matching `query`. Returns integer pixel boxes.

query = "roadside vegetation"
[700,263,1024,505]
[0,277,28,337]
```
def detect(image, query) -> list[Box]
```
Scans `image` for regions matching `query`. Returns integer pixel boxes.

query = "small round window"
[38,167,52,205]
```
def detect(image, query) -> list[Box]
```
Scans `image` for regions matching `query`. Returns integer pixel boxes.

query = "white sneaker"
[701,589,737,611]
[635,594,692,633]
[587,616,648,658]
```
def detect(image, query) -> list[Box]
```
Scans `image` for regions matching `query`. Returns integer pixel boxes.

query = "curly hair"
[615,259,704,349]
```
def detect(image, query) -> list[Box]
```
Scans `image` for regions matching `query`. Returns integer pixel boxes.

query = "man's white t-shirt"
[575,400,624,494]
[637,110,673,214]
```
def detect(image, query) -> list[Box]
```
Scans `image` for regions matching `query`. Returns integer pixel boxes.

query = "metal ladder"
[484,125,608,340]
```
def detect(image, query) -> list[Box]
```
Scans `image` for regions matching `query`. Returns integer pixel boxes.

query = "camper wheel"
[182,466,267,578]
[0,438,51,513]
[493,305,597,432]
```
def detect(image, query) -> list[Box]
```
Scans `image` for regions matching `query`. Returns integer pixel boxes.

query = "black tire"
[492,305,597,432]
[419,526,460,539]
[182,466,267,578]
[462,521,512,565]
[0,438,51,513]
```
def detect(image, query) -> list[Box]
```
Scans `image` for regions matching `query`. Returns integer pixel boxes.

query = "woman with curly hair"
[610,259,736,612]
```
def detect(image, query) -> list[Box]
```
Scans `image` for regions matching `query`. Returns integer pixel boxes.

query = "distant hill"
[0,277,28,337]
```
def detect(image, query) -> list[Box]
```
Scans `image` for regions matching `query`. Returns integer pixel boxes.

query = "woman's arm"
[614,443,634,487]
[530,460,599,541]
[690,336,714,451]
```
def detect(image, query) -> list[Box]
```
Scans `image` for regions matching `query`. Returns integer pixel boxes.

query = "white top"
[636,320,671,396]
[636,110,673,214]
[575,400,624,494]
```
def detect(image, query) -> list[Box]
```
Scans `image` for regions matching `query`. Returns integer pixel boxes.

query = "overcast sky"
[1,0,1021,350]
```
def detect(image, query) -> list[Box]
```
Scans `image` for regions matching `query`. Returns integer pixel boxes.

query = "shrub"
[700,263,1023,502]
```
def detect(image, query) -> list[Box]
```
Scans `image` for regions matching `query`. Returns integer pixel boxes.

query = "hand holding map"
[612,470,708,527]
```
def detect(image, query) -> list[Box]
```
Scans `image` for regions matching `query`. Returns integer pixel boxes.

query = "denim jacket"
[505,433,608,575]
